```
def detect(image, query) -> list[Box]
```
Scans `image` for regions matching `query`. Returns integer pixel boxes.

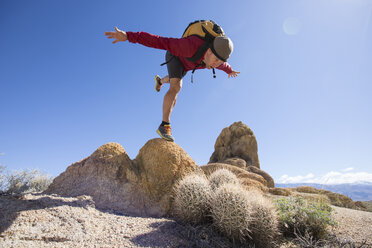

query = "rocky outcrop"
[295,186,357,209]
[46,121,268,218]
[44,120,366,220]
[45,139,202,217]
[269,185,361,210]
[207,122,275,189]
[269,187,292,196]
[245,166,275,188]
[43,120,365,219]
[209,122,260,168]
[221,157,247,169]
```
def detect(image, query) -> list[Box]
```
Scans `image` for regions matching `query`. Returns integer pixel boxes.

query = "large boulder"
[209,122,260,168]
[45,139,201,217]
[133,139,202,214]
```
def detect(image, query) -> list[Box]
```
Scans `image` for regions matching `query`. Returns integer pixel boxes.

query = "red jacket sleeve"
[216,62,233,74]
[126,31,202,58]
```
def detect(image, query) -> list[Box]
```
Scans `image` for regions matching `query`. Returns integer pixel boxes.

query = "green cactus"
[210,183,253,243]
[208,168,239,190]
[173,174,213,225]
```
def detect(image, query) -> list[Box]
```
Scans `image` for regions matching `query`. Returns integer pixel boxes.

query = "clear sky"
[1,0,371,185]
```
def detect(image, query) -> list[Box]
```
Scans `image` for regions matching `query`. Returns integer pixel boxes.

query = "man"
[104,26,240,142]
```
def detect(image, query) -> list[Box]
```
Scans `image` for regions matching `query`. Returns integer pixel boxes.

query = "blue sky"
[1,0,371,185]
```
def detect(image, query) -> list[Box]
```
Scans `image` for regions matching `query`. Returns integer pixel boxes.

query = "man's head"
[203,36,234,69]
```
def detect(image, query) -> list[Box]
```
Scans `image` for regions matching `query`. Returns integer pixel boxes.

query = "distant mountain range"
[275,182,372,201]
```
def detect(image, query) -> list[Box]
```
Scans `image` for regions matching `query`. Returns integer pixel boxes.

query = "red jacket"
[126,31,233,74]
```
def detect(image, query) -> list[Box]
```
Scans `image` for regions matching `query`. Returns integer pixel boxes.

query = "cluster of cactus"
[173,168,279,247]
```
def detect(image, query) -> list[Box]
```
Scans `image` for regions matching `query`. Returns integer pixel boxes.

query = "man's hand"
[104,27,128,44]
[228,71,240,78]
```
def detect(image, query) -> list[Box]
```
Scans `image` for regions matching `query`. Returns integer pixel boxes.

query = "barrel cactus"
[208,168,239,190]
[210,183,253,243]
[173,173,213,224]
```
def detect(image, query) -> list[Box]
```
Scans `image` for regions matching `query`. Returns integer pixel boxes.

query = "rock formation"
[204,122,275,191]
[46,121,276,216]
[209,121,260,168]
[46,120,362,218]
[46,139,202,217]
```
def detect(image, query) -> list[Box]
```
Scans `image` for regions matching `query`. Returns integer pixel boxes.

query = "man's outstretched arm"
[105,27,127,43]
[216,63,240,78]
[105,26,201,58]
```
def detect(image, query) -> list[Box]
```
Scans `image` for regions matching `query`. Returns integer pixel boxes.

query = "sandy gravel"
[0,193,191,248]
[330,205,372,245]
[1,193,371,247]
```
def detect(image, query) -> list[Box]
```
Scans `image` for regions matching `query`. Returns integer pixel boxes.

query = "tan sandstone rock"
[133,139,202,215]
[221,157,247,169]
[268,187,292,196]
[209,121,260,168]
[221,157,275,188]
[46,139,201,217]
[245,166,275,188]
[201,163,268,192]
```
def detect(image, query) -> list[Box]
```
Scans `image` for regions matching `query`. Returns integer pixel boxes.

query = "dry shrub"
[0,165,5,192]
[4,169,53,194]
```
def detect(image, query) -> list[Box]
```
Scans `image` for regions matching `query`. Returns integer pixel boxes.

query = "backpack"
[182,20,225,63]
[161,20,225,82]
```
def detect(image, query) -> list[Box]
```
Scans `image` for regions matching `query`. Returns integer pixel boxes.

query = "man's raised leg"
[156,78,182,141]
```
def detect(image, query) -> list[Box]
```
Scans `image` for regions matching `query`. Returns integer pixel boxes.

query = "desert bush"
[5,169,53,194]
[361,201,372,212]
[208,168,239,190]
[0,165,5,192]
[210,183,253,243]
[246,190,279,248]
[173,173,213,225]
[274,197,337,240]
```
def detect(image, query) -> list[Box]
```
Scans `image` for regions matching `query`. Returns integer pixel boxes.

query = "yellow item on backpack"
[182,20,225,39]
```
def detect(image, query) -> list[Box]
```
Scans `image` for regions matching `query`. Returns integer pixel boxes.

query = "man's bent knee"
[169,78,182,94]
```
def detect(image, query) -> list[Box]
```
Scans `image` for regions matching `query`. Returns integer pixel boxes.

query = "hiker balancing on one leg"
[105,25,240,142]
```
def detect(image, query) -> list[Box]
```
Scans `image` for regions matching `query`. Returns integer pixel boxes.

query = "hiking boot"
[155,75,163,92]
[156,124,174,142]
